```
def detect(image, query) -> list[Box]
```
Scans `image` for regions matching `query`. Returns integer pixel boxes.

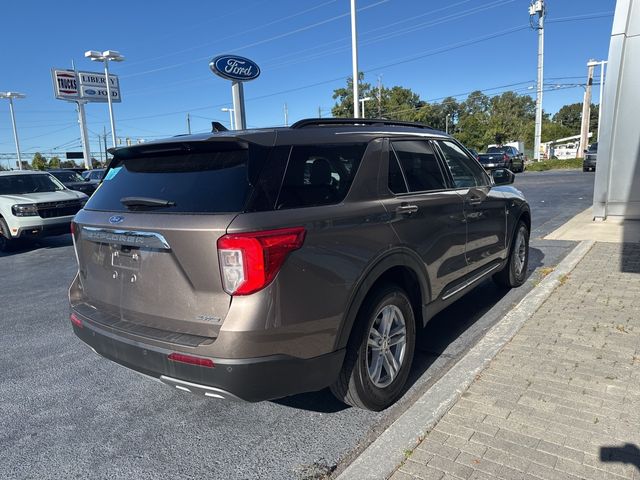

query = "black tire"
[493,220,529,288]
[330,284,416,411]
[508,161,513,172]
[583,167,588,172]
[0,218,15,252]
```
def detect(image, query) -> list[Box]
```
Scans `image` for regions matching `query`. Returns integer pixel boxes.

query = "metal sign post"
[209,55,260,131]
[76,101,92,169]
[231,81,247,130]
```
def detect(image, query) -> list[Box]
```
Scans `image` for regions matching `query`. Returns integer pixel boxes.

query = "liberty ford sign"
[209,55,260,82]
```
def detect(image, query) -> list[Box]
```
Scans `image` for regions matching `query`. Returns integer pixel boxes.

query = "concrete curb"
[336,240,596,480]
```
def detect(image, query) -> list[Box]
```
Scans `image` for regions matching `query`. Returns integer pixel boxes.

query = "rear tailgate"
[70,139,268,340]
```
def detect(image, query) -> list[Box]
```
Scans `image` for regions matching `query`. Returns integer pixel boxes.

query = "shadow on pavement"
[0,234,73,258]
[600,443,640,471]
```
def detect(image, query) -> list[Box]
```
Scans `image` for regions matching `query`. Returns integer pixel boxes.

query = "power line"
[120,0,390,80]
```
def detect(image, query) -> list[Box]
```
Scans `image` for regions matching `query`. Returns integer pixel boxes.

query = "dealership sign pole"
[209,55,260,130]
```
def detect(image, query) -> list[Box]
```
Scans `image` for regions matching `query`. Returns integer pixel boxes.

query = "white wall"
[593,0,640,219]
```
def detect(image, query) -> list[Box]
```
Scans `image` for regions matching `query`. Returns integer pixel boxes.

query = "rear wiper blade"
[120,196,176,209]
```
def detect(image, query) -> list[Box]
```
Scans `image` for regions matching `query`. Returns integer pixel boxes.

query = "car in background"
[0,171,87,251]
[82,168,106,185]
[478,146,525,173]
[68,118,531,411]
[48,169,96,196]
[583,143,597,172]
[467,148,480,161]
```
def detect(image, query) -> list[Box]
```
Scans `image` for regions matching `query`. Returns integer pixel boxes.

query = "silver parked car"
[69,118,531,411]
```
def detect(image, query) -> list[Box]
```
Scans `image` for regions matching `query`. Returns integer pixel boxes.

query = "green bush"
[526,158,583,172]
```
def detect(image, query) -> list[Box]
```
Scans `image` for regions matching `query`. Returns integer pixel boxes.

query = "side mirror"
[491,168,515,186]
[584,149,588,153]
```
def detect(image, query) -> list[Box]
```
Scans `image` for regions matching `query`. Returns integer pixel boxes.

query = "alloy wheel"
[366,304,407,388]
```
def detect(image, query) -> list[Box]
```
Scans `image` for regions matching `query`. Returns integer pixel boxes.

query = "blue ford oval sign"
[109,215,125,224]
[209,55,260,82]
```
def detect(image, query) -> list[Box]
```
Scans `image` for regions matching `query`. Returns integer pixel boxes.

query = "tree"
[91,158,102,169]
[332,73,372,118]
[60,160,76,168]
[32,152,47,171]
[486,92,535,146]
[552,102,599,138]
[48,156,61,169]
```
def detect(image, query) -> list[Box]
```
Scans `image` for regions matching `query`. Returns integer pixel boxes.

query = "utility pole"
[103,126,108,163]
[377,75,383,117]
[98,134,104,164]
[350,0,360,118]
[578,61,596,158]
[284,103,288,126]
[187,113,192,134]
[318,106,322,118]
[529,0,545,161]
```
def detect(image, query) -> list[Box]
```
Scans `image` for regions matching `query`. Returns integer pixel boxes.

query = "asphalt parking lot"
[0,170,595,480]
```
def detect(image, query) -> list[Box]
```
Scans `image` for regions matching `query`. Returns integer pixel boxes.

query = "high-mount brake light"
[217,227,306,295]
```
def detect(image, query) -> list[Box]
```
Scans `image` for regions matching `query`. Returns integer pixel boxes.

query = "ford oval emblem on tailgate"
[109,215,124,224]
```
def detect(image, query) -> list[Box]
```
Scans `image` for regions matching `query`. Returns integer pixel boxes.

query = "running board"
[441,263,501,301]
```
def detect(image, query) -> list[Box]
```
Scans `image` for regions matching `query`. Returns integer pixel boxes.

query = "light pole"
[359,97,372,118]
[350,0,360,118]
[588,60,607,143]
[85,50,124,148]
[221,107,235,130]
[529,0,545,161]
[0,92,26,170]
[445,113,451,134]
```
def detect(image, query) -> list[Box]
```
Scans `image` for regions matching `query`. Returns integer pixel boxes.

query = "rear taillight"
[503,154,509,163]
[217,227,306,295]
[70,313,83,328]
[168,352,215,368]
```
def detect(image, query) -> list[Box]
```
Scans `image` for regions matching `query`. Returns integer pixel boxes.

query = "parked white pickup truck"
[0,171,87,251]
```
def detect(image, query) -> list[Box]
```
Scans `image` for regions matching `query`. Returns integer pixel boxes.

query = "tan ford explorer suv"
[69,119,530,411]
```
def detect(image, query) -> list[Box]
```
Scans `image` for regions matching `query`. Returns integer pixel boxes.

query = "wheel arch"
[334,248,431,351]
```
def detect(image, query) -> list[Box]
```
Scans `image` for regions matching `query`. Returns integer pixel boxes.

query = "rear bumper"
[71,309,345,402]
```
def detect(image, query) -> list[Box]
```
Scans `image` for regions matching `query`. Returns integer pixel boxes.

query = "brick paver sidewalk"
[393,242,640,480]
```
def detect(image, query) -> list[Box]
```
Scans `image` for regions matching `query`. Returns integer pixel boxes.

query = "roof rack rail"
[290,118,433,130]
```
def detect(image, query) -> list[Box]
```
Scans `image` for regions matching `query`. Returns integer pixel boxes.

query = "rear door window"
[85,142,261,213]
[276,143,366,209]
[390,140,447,193]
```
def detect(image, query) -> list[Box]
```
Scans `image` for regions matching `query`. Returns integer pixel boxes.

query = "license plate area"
[111,247,140,271]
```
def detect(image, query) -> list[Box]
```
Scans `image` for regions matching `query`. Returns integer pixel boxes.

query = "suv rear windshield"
[85,142,259,214]
[50,171,85,183]
[0,174,65,195]
[486,147,506,153]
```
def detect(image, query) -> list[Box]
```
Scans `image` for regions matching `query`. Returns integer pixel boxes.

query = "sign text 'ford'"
[209,55,260,82]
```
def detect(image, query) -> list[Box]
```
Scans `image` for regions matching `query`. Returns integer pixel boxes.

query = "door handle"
[396,204,419,215]
[467,195,483,206]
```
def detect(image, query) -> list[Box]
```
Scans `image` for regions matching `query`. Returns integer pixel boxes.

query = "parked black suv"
[69,118,531,411]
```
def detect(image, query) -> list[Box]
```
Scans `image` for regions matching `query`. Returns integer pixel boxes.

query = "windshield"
[50,170,85,183]
[0,174,65,195]
[486,147,506,153]
[588,143,598,152]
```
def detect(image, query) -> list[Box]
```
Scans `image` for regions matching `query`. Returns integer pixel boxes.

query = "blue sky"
[0,0,615,165]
